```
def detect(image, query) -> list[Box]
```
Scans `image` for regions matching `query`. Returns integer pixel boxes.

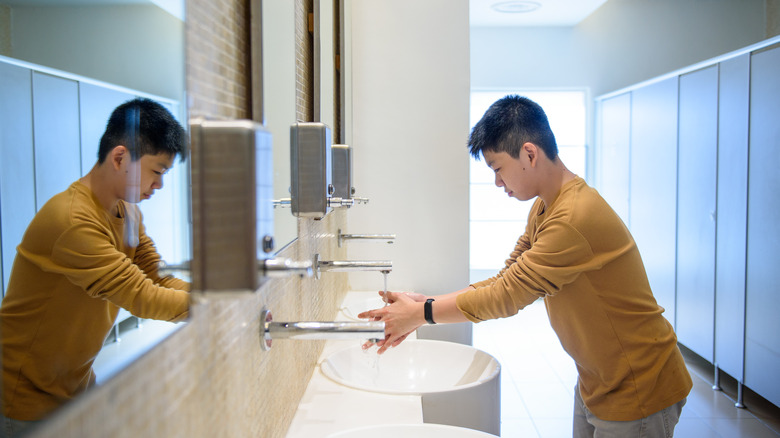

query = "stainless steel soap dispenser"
[331,144,368,207]
[290,122,332,218]
[331,144,353,200]
[190,118,274,292]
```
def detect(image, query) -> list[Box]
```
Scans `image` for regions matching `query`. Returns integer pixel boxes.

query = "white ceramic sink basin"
[320,339,501,435]
[327,423,499,438]
[321,339,498,394]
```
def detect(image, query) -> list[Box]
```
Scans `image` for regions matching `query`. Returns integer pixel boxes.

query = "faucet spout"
[260,309,384,350]
[267,321,385,340]
[317,260,393,272]
[313,254,393,276]
[313,254,391,279]
[261,258,314,278]
[337,229,396,247]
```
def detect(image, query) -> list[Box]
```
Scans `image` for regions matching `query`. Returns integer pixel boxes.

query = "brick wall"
[186,0,251,119]
[27,0,348,437]
[295,0,314,123]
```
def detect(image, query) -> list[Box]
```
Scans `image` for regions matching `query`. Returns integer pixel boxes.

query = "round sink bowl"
[321,339,499,394]
[327,423,499,438]
[320,339,501,435]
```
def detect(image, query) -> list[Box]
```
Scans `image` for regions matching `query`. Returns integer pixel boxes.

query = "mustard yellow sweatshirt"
[457,177,691,421]
[1,182,189,421]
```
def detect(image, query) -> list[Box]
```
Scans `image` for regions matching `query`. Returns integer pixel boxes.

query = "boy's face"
[120,152,175,203]
[483,148,537,202]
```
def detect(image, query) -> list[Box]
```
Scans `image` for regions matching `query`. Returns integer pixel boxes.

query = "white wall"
[346,0,470,299]
[471,0,766,99]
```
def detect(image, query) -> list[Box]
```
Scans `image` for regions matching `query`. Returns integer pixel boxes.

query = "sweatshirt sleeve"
[50,221,189,322]
[457,218,594,323]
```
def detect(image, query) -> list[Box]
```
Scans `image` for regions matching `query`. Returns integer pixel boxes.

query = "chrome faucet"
[337,228,396,247]
[260,309,384,350]
[261,258,314,278]
[157,259,314,285]
[274,197,367,209]
[313,254,392,279]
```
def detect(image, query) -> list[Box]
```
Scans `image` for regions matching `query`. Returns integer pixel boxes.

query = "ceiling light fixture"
[491,1,542,13]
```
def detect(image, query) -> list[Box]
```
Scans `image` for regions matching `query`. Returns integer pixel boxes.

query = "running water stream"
[363,270,391,382]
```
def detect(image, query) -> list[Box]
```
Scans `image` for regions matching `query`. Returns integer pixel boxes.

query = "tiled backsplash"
[28,0,345,437]
[295,0,314,123]
[186,0,250,120]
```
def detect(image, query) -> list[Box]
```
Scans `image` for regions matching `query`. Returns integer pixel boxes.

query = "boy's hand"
[358,292,426,354]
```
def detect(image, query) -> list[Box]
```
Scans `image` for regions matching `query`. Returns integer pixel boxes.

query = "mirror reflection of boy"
[360,95,692,437]
[0,98,190,436]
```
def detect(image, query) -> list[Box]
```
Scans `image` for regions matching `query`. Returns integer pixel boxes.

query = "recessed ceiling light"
[491,1,541,13]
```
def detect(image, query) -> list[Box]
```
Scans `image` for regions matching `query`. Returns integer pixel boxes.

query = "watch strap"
[424,298,436,324]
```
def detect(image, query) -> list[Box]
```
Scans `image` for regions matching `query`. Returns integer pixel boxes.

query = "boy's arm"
[52,221,189,322]
[458,220,595,322]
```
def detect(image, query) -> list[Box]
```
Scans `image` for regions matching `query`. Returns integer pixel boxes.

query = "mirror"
[262,0,298,250]
[0,0,187,423]
[262,0,340,252]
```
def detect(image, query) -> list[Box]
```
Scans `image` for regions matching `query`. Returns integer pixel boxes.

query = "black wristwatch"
[424,298,436,324]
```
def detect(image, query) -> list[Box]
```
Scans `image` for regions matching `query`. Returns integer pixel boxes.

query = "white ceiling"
[470,0,609,27]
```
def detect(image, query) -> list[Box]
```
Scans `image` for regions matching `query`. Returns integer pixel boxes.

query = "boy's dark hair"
[97,98,187,163]
[468,95,558,161]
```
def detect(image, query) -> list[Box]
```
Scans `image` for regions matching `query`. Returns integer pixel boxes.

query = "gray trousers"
[0,414,38,438]
[573,385,686,438]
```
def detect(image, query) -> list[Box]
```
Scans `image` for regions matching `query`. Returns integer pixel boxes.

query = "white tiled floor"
[472,299,780,438]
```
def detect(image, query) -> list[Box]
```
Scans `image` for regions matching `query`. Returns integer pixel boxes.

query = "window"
[469,90,587,282]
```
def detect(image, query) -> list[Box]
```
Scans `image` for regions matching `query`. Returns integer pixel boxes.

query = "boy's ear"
[522,142,538,166]
[110,145,129,171]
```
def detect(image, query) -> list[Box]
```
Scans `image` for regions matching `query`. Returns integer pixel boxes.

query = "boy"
[360,95,692,437]
[1,98,190,433]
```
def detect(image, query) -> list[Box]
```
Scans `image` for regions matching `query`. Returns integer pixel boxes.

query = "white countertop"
[285,291,423,438]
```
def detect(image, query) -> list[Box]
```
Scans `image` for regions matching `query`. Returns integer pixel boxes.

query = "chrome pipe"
[261,258,314,278]
[267,321,384,340]
[338,228,396,247]
[260,309,384,350]
[317,260,393,272]
[313,254,391,279]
